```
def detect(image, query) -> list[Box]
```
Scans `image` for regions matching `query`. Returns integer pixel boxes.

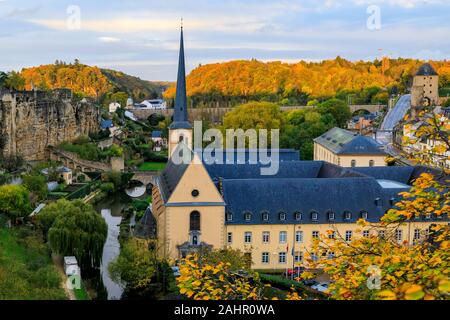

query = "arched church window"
[190,211,200,231]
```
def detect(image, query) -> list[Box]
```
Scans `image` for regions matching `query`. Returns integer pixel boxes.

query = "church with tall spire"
[151,26,447,269]
[168,24,193,156]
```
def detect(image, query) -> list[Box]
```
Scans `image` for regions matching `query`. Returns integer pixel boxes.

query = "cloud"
[98,36,121,43]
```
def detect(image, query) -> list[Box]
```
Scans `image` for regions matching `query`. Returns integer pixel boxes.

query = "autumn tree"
[177,252,263,300]
[177,249,303,300]
[303,107,450,300]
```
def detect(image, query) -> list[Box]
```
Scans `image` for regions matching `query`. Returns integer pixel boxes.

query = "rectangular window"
[363,230,370,237]
[295,231,303,243]
[244,231,252,243]
[312,231,319,239]
[395,229,403,243]
[413,229,421,240]
[413,229,421,244]
[345,230,352,242]
[227,232,232,244]
[279,231,287,243]
[311,253,318,262]
[327,252,335,259]
[262,252,269,264]
[379,230,385,239]
[278,252,287,264]
[328,231,336,239]
[262,231,270,244]
[294,251,303,263]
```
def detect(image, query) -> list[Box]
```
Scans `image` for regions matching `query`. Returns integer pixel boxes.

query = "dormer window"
[311,211,318,221]
[327,211,335,221]
[226,212,233,221]
[375,198,382,207]
[389,197,396,206]
[262,212,269,221]
[360,211,368,220]
[244,212,252,221]
[294,212,302,221]
[344,211,352,220]
[279,212,286,221]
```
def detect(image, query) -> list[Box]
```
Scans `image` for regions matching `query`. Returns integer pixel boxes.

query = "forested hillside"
[4,61,166,102]
[164,57,450,106]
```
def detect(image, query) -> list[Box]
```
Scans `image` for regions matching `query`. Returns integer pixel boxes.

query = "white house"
[109,102,121,113]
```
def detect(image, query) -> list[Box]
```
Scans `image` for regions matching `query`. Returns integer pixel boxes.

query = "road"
[380,94,411,131]
[376,94,411,146]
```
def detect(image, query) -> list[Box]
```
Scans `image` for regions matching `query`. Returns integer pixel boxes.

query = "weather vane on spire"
[181,17,183,29]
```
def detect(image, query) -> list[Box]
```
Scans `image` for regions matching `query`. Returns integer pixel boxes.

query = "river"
[95,194,129,300]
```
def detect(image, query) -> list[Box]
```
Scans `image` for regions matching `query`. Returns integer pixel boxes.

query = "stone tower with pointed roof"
[168,25,193,156]
[411,63,439,117]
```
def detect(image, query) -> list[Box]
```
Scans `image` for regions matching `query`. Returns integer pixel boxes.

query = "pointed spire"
[170,22,191,129]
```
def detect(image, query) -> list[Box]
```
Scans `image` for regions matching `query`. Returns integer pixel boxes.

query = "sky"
[0,0,449,81]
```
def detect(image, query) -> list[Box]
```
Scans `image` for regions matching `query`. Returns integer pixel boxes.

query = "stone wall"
[0,89,101,161]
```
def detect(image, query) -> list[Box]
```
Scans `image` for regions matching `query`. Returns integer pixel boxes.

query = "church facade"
[152,28,448,270]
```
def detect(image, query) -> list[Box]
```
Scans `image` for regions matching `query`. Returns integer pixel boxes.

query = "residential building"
[313,127,387,167]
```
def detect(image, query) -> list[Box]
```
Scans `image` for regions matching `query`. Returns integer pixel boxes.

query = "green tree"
[0,71,7,87]
[4,71,26,90]
[222,101,284,147]
[317,98,351,128]
[38,199,107,269]
[23,174,48,202]
[109,238,171,298]
[0,185,32,223]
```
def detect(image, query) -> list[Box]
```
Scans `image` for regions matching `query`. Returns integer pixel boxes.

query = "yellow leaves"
[404,284,425,300]
[377,290,397,300]
[192,280,201,287]
[438,279,450,293]
[356,218,368,227]
[300,271,315,280]
[391,256,401,264]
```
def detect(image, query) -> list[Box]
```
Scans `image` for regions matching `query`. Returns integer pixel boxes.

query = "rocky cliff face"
[0,89,101,161]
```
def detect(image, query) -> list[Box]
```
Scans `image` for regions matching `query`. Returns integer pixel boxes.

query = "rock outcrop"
[0,88,101,161]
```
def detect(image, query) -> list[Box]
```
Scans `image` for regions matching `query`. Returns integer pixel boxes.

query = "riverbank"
[0,226,68,299]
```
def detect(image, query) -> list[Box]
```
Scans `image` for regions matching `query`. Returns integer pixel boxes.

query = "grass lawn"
[0,227,68,300]
[74,281,90,300]
[138,162,167,171]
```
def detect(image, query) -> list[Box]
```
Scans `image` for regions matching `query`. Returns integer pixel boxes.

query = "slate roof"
[195,148,300,165]
[416,63,438,76]
[221,177,410,225]
[100,119,113,129]
[205,160,322,181]
[351,166,415,184]
[314,127,385,155]
[157,145,194,201]
[152,131,162,138]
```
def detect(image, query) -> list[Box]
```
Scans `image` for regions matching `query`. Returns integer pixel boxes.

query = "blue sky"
[0,0,449,81]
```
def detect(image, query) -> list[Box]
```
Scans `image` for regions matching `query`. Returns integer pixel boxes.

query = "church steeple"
[169,23,191,129]
[168,23,193,156]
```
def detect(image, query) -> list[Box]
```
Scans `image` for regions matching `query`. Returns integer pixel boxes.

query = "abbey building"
[152,28,448,270]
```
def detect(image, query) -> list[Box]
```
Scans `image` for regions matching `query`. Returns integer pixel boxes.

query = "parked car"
[311,282,329,293]
[286,267,305,277]
[302,279,318,287]
[171,266,181,277]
